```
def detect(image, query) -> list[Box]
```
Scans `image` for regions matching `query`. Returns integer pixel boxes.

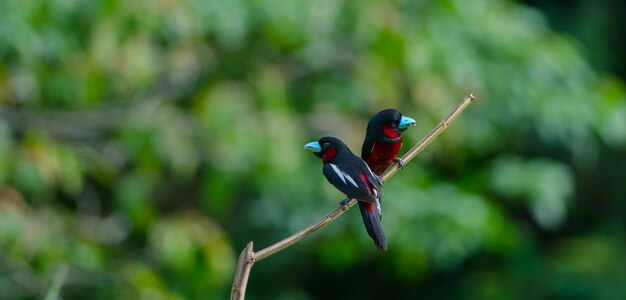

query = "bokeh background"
[1,0,625,299]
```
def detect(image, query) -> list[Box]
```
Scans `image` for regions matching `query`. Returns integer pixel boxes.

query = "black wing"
[323,162,375,203]
[359,161,381,190]
[361,135,375,161]
[358,160,382,202]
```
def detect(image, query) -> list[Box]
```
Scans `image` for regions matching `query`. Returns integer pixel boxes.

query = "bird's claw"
[339,198,349,206]
[394,157,405,169]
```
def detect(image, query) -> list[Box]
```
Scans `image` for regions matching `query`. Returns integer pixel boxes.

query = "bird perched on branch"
[305,137,387,250]
[361,109,416,175]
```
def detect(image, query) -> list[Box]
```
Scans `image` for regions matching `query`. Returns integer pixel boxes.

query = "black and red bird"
[305,137,387,250]
[361,109,416,175]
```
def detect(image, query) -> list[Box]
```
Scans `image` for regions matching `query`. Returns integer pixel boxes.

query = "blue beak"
[304,141,321,153]
[398,116,416,129]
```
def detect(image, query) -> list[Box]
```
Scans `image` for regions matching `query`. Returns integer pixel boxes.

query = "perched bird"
[361,109,416,175]
[305,137,387,250]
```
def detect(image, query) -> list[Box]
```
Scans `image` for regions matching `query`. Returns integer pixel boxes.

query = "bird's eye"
[390,121,398,128]
[323,142,330,148]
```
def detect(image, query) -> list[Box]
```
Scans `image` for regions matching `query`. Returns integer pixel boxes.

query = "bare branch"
[230,93,476,300]
[231,242,255,300]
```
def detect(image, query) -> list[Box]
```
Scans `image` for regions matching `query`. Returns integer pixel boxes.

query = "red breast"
[366,140,403,175]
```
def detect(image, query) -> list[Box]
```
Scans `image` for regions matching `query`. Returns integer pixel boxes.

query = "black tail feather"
[358,201,387,251]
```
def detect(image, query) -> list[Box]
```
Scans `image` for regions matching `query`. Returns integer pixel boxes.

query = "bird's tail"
[358,200,387,251]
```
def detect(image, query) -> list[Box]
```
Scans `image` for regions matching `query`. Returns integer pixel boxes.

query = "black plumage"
[306,136,387,250]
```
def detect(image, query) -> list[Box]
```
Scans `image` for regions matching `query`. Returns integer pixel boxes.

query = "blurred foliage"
[522,0,626,80]
[0,0,625,299]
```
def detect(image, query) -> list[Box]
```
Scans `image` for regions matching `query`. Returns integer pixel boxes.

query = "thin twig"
[230,93,476,300]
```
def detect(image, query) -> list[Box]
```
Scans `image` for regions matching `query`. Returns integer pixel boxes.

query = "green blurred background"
[1,0,625,299]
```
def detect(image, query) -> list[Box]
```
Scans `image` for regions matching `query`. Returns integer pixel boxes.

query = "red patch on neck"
[382,124,400,139]
[321,147,337,163]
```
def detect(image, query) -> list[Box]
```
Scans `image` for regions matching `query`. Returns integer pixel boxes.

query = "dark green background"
[1,0,625,299]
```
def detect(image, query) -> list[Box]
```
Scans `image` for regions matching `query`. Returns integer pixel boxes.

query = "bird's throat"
[321,147,337,163]
[381,124,401,139]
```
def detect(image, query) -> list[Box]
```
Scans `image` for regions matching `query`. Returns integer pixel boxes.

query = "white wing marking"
[329,164,346,185]
[344,173,359,187]
[329,163,360,188]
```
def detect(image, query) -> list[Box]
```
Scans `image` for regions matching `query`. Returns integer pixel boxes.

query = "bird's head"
[304,136,349,163]
[369,108,416,139]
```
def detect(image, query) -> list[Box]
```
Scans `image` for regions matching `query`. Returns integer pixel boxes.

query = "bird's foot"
[394,157,405,169]
[339,198,349,206]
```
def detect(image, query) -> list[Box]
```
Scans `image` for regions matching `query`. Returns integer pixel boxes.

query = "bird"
[361,109,416,175]
[305,136,387,250]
